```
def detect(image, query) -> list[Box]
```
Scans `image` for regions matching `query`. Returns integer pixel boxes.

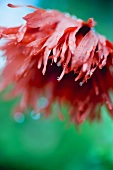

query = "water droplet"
[30,111,41,120]
[57,62,61,67]
[47,9,52,13]
[38,97,48,109]
[64,12,70,18]
[14,112,25,123]
[91,28,96,33]
[83,63,88,72]
[79,82,83,86]
[71,15,77,20]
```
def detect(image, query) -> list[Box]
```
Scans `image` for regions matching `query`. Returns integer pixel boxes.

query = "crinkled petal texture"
[0,6,113,124]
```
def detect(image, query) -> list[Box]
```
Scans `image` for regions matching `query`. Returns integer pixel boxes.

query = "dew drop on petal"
[57,62,61,67]
[83,63,88,72]
[71,15,77,20]
[79,82,83,86]
[47,9,52,13]
[64,12,70,18]
[14,112,25,123]
[30,110,41,120]
[91,27,96,33]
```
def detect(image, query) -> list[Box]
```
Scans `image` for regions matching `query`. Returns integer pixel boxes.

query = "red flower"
[0,4,113,124]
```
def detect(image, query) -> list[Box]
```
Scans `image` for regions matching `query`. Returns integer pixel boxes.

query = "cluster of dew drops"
[14,97,49,123]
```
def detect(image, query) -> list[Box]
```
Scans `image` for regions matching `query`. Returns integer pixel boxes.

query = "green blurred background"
[0,0,113,169]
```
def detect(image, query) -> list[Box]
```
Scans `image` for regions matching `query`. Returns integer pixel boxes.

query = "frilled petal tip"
[0,4,113,124]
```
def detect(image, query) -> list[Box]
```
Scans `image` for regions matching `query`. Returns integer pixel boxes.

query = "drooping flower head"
[0,4,113,124]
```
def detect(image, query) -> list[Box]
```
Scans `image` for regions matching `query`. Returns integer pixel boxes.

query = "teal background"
[0,0,113,170]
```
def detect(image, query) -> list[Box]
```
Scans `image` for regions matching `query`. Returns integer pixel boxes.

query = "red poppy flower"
[0,4,113,124]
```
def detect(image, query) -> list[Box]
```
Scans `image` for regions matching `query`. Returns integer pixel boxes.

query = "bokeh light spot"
[14,112,25,123]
